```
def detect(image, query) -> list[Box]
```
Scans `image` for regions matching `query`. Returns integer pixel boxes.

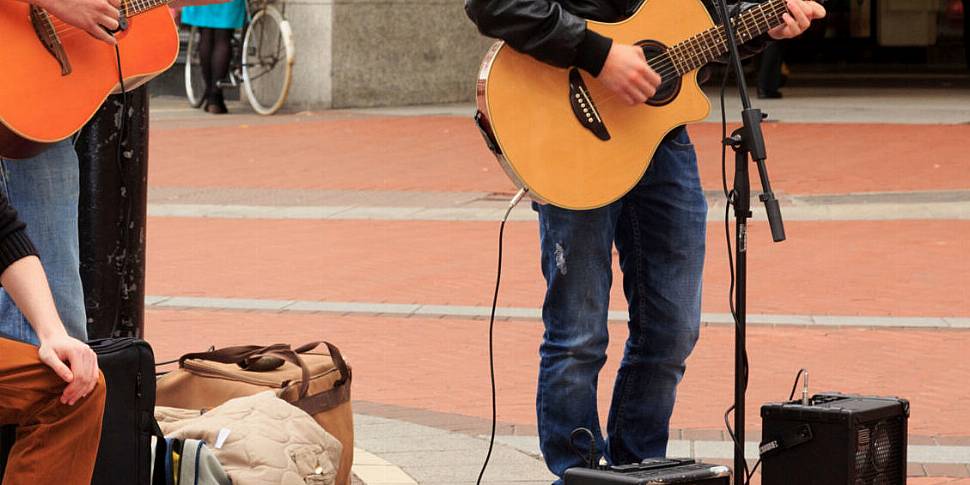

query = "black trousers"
[758,41,785,94]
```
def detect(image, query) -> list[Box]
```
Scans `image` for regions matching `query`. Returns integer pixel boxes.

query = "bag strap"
[292,341,351,387]
[177,341,350,400]
[292,367,353,415]
[245,348,312,398]
[177,344,291,367]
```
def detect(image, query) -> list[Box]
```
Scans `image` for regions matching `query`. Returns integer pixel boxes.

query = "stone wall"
[154,0,495,109]
[326,0,494,108]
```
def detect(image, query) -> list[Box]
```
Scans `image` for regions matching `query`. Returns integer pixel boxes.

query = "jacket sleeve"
[465,0,614,76]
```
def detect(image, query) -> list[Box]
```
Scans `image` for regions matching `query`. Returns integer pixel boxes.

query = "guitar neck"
[653,0,788,77]
[122,0,170,17]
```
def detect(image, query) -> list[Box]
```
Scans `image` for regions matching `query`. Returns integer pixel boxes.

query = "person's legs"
[605,127,707,464]
[198,27,216,96]
[200,27,233,113]
[534,200,621,483]
[0,140,86,344]
[211,28,234,87]
[0,336,105,485]
[758,41,785,97]
[963,0,969,69]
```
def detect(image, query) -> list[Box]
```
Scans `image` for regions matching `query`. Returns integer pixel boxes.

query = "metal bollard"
[76,86,150,340]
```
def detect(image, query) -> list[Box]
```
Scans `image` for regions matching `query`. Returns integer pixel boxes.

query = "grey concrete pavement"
[147,187,970,222]
[145,295,970,330]
[355,414,554,485]
[351,411,970,485]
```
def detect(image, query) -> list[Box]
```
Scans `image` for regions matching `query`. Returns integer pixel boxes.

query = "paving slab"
[355,414,555,485]
[145,294,965,330]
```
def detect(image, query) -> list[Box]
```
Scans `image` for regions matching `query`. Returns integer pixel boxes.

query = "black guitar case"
[88,337,165,485]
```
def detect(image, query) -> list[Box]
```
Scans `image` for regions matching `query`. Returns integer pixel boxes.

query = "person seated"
[0,188,105,485]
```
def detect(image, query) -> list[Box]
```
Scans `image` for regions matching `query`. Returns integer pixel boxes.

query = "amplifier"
[761,393,909,485]
[564,458,731,485]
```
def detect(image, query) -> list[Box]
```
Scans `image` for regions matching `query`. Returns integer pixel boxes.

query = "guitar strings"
[49,0,162,36]
[591,0,787,107]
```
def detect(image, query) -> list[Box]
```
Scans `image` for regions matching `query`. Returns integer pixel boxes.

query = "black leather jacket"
[465,0,767,76]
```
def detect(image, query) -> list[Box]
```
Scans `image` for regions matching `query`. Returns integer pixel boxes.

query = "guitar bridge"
[568,68,610,141]
[30,6,72,76]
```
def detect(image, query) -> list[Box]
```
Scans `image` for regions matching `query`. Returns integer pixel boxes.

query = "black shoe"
[203,91,228,114]
[757,89,783,99]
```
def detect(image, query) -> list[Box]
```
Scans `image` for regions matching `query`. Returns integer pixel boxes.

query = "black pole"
[730,133,751,481]
[715,0,787,481]
[77,87,150,340]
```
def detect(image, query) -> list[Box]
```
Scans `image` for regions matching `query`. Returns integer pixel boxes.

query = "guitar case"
[88,337,166,485]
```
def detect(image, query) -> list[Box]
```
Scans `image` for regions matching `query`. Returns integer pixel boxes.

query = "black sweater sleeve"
[0,191,38,278]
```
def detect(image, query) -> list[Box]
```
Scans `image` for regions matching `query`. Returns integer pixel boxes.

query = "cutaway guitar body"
[0,2,178,159]
[476,0,716,210]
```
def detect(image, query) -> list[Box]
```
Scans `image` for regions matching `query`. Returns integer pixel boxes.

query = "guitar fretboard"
[651,0,788,79]
[122,0,168,17]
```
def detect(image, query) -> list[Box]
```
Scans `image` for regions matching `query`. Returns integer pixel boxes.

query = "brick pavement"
[144,310,970,438]
[145,217,970,317]
[141,104,970,481]
[148,118,970,196]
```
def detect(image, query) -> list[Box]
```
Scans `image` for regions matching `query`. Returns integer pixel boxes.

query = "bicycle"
[183,0,295,115]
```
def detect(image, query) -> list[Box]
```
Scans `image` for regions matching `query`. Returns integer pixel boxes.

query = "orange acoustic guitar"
[0,0,178,159]
[476,0,795,210]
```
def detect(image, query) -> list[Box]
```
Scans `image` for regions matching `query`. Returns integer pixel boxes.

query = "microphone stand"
[713,0,787,481]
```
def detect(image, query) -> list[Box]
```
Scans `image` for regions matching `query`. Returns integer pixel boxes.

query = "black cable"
[568,427,597,469]
[716,9,755,480]
[476,188,528,485]
[788,368,807,401]
[745,369,808,482]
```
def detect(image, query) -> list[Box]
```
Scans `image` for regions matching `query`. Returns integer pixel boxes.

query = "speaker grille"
[854,416,904,484]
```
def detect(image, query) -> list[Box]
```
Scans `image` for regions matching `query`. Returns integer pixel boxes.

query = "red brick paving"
[144,310,970,438]
[146,218,970,317]
[143,113,970,478]
[148,118,970,195]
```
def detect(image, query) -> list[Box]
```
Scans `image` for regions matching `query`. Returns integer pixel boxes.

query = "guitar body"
[477,0,715,209]
[0,3,178,159]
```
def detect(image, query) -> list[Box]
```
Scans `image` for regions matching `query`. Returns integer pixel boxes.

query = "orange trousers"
[0,336,105,485]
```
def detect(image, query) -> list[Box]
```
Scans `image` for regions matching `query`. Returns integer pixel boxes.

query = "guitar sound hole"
[637,40,681,107]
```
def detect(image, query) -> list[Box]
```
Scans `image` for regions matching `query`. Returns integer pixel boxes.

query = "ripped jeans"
[533,127,707,483]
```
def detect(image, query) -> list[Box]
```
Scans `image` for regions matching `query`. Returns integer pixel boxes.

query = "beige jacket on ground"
[156,391,343,485]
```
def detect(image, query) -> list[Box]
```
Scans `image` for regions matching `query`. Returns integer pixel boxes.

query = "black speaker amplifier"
[761,393,909,485]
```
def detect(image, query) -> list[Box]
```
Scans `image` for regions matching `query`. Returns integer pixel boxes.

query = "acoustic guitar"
[476,0,794,210]
[0,0,178,159]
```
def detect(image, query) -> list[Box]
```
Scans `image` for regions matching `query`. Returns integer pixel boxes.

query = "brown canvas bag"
[155,342,354,485]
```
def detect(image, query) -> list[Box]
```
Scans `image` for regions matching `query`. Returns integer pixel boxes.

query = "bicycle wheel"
[242,6,294,115]
[184,26,206,108]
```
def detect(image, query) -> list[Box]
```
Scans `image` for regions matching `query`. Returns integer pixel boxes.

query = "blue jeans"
[0,140,86,343]
[534,127,707,482]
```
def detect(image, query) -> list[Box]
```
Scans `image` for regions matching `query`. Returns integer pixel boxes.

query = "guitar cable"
[476,187,528,485]
[111,38,137,332]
